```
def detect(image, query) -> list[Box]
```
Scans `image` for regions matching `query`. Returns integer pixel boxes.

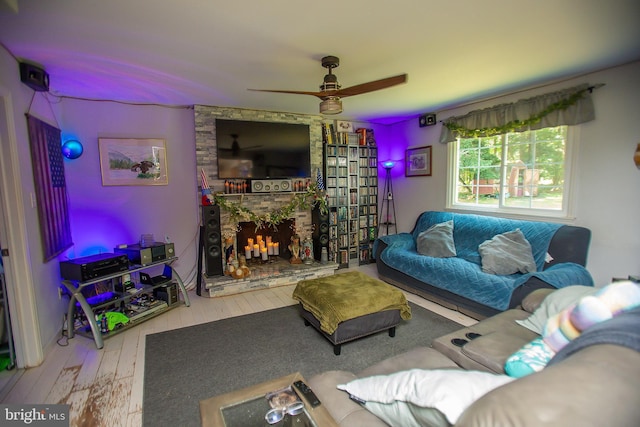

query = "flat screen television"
[216,119,311,179]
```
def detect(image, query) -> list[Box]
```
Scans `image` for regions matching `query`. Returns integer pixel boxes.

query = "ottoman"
[292,271,412,355]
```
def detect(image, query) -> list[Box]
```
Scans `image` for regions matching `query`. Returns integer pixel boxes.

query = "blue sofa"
[374,211,593,319]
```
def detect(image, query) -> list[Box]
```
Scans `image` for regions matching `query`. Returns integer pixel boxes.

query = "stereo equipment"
[114,242,175,266]
[153,282,179,306]
[115,281,135,294]
[60,253,129,282]
[311,205,330,261]
[125,300,168,322]
[251,179,292,193]
[202,205,224,276]
[19,62,50,92]
[140,272,171,286]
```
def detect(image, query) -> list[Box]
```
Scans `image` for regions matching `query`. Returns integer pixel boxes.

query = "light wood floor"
[0,265,475,426]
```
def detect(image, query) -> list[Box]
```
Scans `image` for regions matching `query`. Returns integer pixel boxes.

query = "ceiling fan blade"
[334,74,407,98]
[248,88,331,99]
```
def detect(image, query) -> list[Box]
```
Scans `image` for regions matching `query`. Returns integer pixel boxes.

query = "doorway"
[0,89,44,373]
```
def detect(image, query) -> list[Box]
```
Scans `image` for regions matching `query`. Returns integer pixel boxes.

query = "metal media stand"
[379,164,397,236]
[62,257,190,349]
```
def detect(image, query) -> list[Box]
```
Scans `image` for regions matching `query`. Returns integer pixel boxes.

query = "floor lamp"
[379,161,397,236]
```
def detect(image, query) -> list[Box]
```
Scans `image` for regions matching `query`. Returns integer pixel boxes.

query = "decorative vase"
[302,238,314,264]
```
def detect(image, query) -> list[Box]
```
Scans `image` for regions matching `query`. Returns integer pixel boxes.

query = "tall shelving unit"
[358,144,378,264]
[323,123,378,268]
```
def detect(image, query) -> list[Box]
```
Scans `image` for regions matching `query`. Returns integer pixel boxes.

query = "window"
[448,126,574,217]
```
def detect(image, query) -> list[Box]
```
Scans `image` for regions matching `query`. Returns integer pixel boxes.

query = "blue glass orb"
[62,140,83,159]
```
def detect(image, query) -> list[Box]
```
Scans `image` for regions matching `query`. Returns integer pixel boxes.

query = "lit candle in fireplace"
[273,242,280,255]
[268,242,274,255]
[261,247,268,261]
[245,245,252,260]
[253,244,260,257]
[247,238,254,247]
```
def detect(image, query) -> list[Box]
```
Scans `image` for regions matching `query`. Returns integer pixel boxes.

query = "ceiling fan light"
[320,97,342,115]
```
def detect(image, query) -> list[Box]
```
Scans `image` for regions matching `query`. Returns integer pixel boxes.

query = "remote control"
[293,380,321,408]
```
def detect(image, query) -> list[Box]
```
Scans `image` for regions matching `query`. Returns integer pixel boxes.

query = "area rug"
[143,302,461,427]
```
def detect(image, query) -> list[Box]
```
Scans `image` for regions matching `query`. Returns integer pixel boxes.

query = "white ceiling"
[1,0,639,124]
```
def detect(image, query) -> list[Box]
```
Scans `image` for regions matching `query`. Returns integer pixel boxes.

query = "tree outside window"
[452,126,569,214]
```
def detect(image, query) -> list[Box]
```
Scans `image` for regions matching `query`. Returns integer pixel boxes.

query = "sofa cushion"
[416,220,456,258]
[479,229,536,275]
[358,347,459,378]
[515,285,598,334]
[337,369,514,425]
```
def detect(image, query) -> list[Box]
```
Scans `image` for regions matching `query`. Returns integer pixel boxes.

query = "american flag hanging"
[200,168,210,189]
[316,167,325,190]
[26,114,73,261]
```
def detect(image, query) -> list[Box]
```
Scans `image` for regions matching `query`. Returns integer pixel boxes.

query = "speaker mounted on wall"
[201,205,224,277]
[19,62,50,92]
[419,113,437,128]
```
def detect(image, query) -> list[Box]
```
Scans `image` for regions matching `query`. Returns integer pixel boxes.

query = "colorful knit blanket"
[505,281,640,377]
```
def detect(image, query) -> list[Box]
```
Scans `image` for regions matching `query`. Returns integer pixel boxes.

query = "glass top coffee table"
[199,372,338,427]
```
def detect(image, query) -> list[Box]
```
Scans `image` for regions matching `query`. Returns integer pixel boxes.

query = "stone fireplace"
[194,106,337,297]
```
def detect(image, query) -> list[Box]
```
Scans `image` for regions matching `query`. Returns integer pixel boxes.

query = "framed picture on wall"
[99,138,168,186]
[405,145,432,177]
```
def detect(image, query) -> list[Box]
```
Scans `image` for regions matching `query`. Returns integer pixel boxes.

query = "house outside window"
[448,125,575,218]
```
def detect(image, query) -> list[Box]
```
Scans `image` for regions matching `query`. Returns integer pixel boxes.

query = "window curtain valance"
[439,83,597,144]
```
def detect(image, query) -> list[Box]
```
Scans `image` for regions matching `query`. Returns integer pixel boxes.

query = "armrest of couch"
[545,225,591,268]
[457,344,640,426]
[432,309,539,374]
[373,233,415,260]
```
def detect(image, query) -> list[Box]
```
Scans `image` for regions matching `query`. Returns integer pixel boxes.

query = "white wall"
[58,100,199,285]
[385,61,640,286]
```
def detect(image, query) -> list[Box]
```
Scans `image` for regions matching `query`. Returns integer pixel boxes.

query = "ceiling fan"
[249,56,407,115]
[219,134,262,156]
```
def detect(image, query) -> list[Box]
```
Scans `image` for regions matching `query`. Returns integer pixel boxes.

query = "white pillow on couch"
[337,369,514,426]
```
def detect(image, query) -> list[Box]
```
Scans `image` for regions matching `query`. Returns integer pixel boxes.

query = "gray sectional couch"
[374,211,593,319]
[307,288,640,426]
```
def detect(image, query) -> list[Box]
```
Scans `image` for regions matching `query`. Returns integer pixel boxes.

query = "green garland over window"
[444,88,589,138]
[213,183,328,230]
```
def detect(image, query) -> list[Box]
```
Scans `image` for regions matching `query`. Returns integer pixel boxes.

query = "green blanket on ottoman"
[292,271,412,334]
